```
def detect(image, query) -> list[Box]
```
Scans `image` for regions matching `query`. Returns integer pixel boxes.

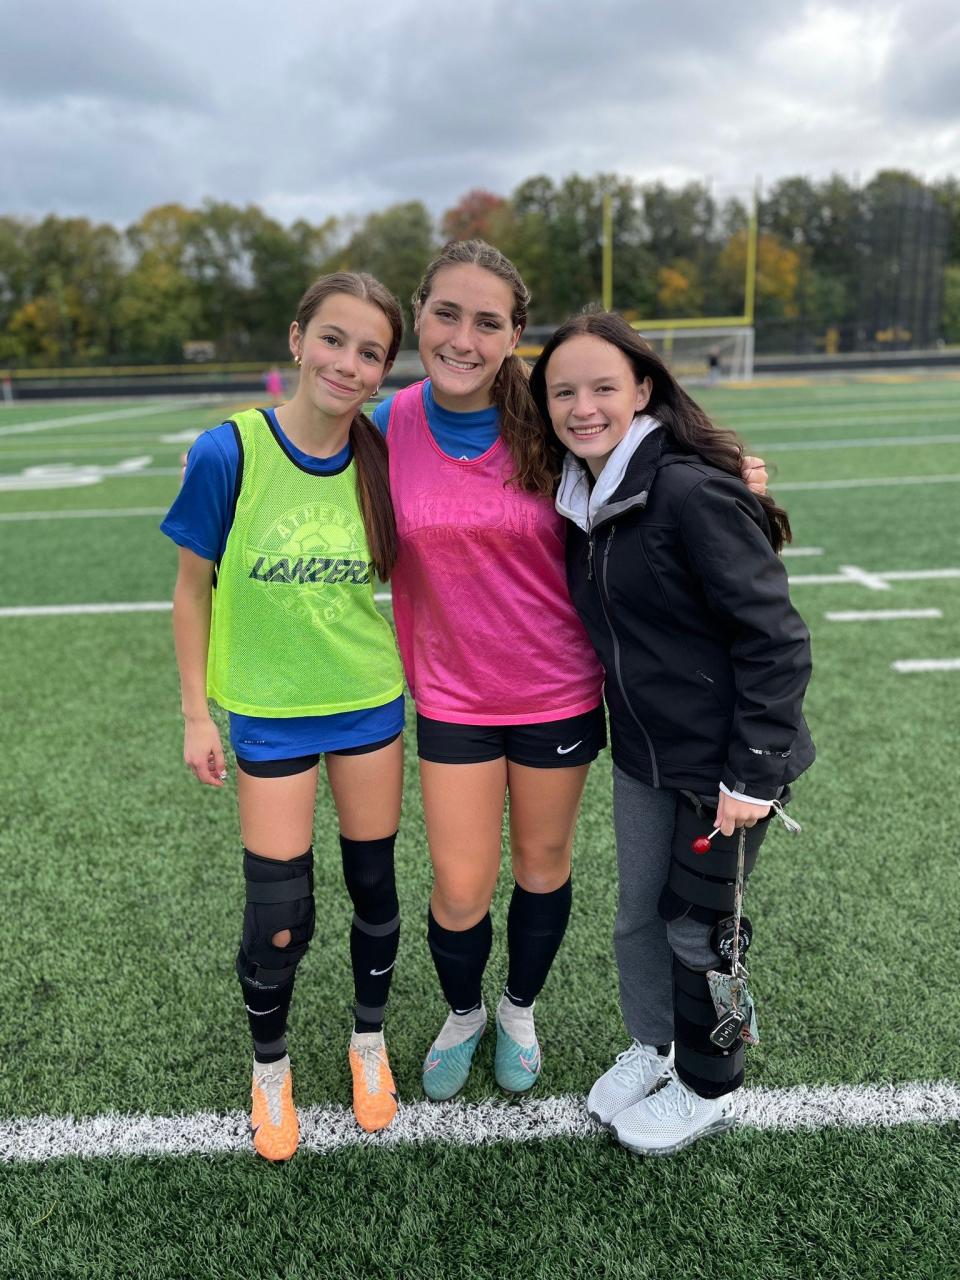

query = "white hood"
[555,413,663,533]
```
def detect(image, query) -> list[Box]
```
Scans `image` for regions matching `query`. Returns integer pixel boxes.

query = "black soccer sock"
[238,849,313,1064]
[427,908,492,1015]
[341,833,400,1034]
[503,877,573,1007]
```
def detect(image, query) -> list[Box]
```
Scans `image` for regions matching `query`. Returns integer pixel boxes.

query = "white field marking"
[0,400,208,439]
[37,470,960,492]
[734,412,960,433]
[0,457,152,492]
[0,602,172,618]
[0,595,394,618]
[826,609,943,622]
[789,567,960,589]
[3,1081,960,1163]
[0,506,167,522]
[892,659,960,673]
[716,398,960,418]
[781,547,823,557]
[776,474,960,491]
[0,442,194,459]
[161,429,203,443]
[752,434,960,452]
[838,564,891,591]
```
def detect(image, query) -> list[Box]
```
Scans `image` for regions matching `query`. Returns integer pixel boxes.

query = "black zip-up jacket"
[561,427,815,799]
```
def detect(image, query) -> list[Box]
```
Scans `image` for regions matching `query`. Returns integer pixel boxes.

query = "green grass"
[2,379,960,1278]
[3,1129,959,1280]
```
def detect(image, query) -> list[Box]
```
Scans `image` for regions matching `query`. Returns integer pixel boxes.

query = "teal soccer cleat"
[494,1013,542,1094]
[421,1025,485,1101]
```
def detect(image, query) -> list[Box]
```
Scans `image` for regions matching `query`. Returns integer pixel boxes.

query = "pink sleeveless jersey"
[387,382,604,724]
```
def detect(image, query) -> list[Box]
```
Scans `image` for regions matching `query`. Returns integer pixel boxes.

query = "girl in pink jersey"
[377,241,765,1100]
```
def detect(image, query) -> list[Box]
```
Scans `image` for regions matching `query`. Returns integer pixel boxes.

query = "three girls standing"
[167,242,805,1162]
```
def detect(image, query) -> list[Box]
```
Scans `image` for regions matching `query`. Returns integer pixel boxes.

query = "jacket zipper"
[596,523,660,787]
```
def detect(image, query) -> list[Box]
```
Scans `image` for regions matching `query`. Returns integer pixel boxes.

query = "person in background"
[264,365,285,403]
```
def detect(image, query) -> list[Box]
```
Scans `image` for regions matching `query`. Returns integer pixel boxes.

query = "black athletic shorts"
[416,705,606,768]
[235,730,402,778]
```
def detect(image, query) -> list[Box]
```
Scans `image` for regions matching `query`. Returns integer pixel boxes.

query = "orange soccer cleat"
[348,1031,399,1133]
[250,1054,299,1162]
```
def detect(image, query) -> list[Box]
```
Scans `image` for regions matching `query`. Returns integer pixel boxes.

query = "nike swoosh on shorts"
[556,740,584,755]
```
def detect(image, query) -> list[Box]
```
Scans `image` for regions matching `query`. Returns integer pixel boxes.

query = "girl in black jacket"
[529,312,814,1156]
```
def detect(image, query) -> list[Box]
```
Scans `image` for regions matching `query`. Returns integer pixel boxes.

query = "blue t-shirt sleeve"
[160,424,238,562]
[371,396,393,437]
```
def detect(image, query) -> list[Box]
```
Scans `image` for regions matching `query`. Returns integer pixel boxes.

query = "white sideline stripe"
[892,659,960,673]
[0,506,166,522]
[0,477,956,511]
[735,412,960,432]
[776,474,960,491]
[0,596,394,618]
[0,400,207,439]
[3,1081,960,1164]
[753,433,960,452]
[790,567,960,587]
[0,601,172,618]
[781,547,823,557]
[826,609,943,622]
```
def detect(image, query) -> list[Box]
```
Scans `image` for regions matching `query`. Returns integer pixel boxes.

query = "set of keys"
[694,800,802,1050]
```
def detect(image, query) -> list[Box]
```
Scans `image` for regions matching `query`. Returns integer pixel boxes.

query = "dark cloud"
[0,0,957,226]
[0,0,209,110]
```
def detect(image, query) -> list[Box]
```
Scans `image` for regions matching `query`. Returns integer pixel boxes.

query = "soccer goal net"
[633,325,755,382]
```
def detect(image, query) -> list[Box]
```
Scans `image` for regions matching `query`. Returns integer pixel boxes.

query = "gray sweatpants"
[612,765,719,1045]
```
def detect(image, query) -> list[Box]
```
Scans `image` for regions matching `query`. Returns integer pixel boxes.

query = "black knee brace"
[672,955,744,1098]
[236,847,315,992]
[658,793,768,923]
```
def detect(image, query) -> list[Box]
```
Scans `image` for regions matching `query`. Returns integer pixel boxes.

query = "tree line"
[1,170,958,367]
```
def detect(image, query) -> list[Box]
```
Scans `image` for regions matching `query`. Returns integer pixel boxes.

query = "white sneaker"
[611,1071,737,1156]
[586,1040,674,1127]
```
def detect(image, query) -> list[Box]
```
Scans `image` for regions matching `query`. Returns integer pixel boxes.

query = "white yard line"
[2,475,957,509]
[790,567,960,588]
[775,475,960,491]
[892,659,960,673]
[3,1080,959,1164]
[0,400,210,439]
[781,547,823,557]
[2,569,955,616]
[0,507,167,522]
[753,434,960,452]
[826,609,943,622]
[0,596,394,618]
[0,602,173,618]
[735,413,960,432]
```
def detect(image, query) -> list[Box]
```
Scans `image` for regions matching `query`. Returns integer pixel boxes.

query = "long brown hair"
[294,272,402,579]
[529,311,792,552]
[412,240,555,496]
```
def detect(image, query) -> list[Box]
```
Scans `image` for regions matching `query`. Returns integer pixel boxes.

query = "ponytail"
[350,413,398,581]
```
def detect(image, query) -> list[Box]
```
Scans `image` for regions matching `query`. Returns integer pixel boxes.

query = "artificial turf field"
[1,377,959,1279]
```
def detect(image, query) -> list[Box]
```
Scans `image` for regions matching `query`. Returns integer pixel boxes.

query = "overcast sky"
[2,0,958,228]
